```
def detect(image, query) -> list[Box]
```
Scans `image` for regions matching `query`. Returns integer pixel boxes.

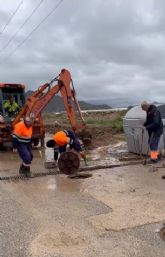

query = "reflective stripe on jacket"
[13,121,32,143]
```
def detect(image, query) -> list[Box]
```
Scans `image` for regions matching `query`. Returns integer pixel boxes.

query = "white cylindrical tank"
[123,104,165,155]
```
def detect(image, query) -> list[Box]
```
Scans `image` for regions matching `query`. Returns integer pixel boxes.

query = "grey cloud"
[0,0,165,107]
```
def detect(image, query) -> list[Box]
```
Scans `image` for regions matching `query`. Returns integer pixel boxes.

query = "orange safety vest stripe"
[53,131,70,146]
[13,121,32,139]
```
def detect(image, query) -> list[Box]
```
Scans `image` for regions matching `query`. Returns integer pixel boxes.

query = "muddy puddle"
[0,135,134,194]
[0,141,130,174]
[45,175,82,192]
[87,141,130,165]
[0,133,84,192]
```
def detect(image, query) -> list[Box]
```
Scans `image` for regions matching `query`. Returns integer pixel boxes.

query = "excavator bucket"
[77,129,92,147]
[58,152,80,175]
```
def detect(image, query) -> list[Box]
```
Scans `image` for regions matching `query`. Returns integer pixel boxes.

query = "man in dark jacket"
[141,101,163,163]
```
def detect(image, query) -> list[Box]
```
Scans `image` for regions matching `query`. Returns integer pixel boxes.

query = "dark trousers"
[54,146,66,161]
[150,134,161,151]
[149,134,161,160]
[17,143,33,165]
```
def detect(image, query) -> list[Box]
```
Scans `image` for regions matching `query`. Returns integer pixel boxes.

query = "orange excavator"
[0,69,86,148]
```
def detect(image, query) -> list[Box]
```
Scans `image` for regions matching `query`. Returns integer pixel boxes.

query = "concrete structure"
[123,104,165,155]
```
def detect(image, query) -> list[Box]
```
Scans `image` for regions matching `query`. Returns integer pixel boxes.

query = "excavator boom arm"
[12,69,85,131]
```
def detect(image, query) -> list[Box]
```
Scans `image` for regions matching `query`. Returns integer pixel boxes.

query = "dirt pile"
[44,109,127,149]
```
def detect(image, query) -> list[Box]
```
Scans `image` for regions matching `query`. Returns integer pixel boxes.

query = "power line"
[0,0,45,53]
[0,0,63,64]
[0,0,24,35]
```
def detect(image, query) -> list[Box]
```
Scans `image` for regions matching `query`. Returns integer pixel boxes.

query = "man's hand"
[13,148,17,153]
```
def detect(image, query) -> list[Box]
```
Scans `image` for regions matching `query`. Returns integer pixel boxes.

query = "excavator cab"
[0,83,44,147]
[0,83,25,123]
[0,83,26,147]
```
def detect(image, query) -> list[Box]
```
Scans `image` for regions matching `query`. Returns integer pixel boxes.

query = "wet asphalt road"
[0,146,165,257]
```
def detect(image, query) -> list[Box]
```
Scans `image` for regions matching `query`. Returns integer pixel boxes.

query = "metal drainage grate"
[0,171,58,182]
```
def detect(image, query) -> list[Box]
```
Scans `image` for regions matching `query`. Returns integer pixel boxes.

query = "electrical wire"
[0,0,63,64]
[0,0,44,53]
[0,0,24,35]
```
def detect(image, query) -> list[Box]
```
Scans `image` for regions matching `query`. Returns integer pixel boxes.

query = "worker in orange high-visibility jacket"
[46,129,86,164]
[12,117,33,177]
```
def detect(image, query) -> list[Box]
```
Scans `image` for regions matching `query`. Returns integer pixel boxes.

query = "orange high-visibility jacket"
[53,131,70,146]
[13,121,32,143]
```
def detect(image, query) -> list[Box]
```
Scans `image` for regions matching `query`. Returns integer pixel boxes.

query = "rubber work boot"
[148,159,158,164]
[25,166,32,178]
[19,164,27,175]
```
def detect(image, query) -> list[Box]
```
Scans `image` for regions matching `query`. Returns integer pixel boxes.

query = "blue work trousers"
[150,134,161,151]
[17,143,33,165]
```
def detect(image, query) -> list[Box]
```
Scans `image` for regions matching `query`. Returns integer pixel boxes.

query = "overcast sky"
[0,0,165,107]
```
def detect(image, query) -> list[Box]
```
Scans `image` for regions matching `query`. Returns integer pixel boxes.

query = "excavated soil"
[45,125,125,150]
[44,109,126,149]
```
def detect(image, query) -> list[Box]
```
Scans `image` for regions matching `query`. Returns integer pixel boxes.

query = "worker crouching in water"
[12,117,34,177]
[46,129,86,164]
[141,101,163,163]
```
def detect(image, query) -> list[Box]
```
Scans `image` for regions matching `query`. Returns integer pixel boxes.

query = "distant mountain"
[25,90,111,112]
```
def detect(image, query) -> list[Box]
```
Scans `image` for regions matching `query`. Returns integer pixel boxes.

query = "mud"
[0,135,129,177]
